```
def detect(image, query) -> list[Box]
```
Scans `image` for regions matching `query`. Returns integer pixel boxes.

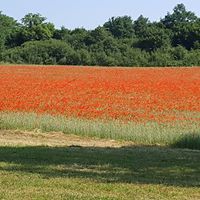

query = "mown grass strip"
[0,144,200,200]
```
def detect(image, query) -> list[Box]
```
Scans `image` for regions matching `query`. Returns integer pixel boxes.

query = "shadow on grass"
[0,145,199,187]
[172,132,200,150]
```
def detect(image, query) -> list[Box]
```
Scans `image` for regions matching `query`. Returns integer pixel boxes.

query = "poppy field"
[0,65,200,146]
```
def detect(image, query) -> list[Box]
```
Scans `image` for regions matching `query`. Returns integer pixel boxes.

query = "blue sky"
[1,0,200,30]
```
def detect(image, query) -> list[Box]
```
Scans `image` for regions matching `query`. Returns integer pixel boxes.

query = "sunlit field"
[0,65,200,147]
[0,65,200,200]
[1,65,200,122]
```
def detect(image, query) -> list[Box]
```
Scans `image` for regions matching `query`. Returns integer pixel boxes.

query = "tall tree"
[161,4,197,29]
[0,12,18,50]
[20,13,55,43]
[133,15,149,37]
[161,4,199,49]
[21,13,46,28]
[104,16,134,38]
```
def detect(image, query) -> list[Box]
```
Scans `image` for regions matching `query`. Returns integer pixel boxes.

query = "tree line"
[1,4,200,67]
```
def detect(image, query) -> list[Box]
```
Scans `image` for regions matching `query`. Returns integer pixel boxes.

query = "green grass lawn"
[0,141,199,199]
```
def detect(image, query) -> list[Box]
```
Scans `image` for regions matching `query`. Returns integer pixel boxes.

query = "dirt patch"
[0,130,132,148]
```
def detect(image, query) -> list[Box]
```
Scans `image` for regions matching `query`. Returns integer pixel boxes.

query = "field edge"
[0,111,200,149]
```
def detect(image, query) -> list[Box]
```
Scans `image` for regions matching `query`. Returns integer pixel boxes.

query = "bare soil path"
[0,130,132,148]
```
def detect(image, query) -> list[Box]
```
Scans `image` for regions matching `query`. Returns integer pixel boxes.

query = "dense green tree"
[19,13,55,43]
[87,27,119,56]
[161,4,198,29]
[1,4,200,67]
[172,20,200,49]
[2,40,76,65]
[75,49,91,65]
[161,4,199,49]
[104,16,134,38]
[22,13,46,28]
[121,47,149,66]
[0,12,18,50]
[183,49,200,66]
[137,23,171,51]
[90,27,111,42]
[53,26,71,41]
[133,15,149,37]
[69,28,89,49]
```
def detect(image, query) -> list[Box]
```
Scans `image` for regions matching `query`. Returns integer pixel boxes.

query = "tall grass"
[0,112,200,148]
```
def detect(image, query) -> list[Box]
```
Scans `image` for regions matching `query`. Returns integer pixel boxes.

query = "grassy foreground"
[0,130,200,200]
[0,112,200,149]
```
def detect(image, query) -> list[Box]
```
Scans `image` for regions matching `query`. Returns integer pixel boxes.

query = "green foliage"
[1,4,200,66]
[149,48,174,66]
[2,40,76,65]
[161,4,198,29]
[172,20,200,49]
[183,49,200,66]
[104,16,134,38]
[161,4,199,50]
[69,28,89,49]
[137,23,171,51]
[0,12,18,50]
[173,133,200,150]
[22,13,46,28]
[133,15,149,37]
[12,13,55,46]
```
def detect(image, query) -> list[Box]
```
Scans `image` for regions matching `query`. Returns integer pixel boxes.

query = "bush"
[1,40,77,65]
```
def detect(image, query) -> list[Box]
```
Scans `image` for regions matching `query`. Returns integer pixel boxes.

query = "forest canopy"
[1,4,200,67]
